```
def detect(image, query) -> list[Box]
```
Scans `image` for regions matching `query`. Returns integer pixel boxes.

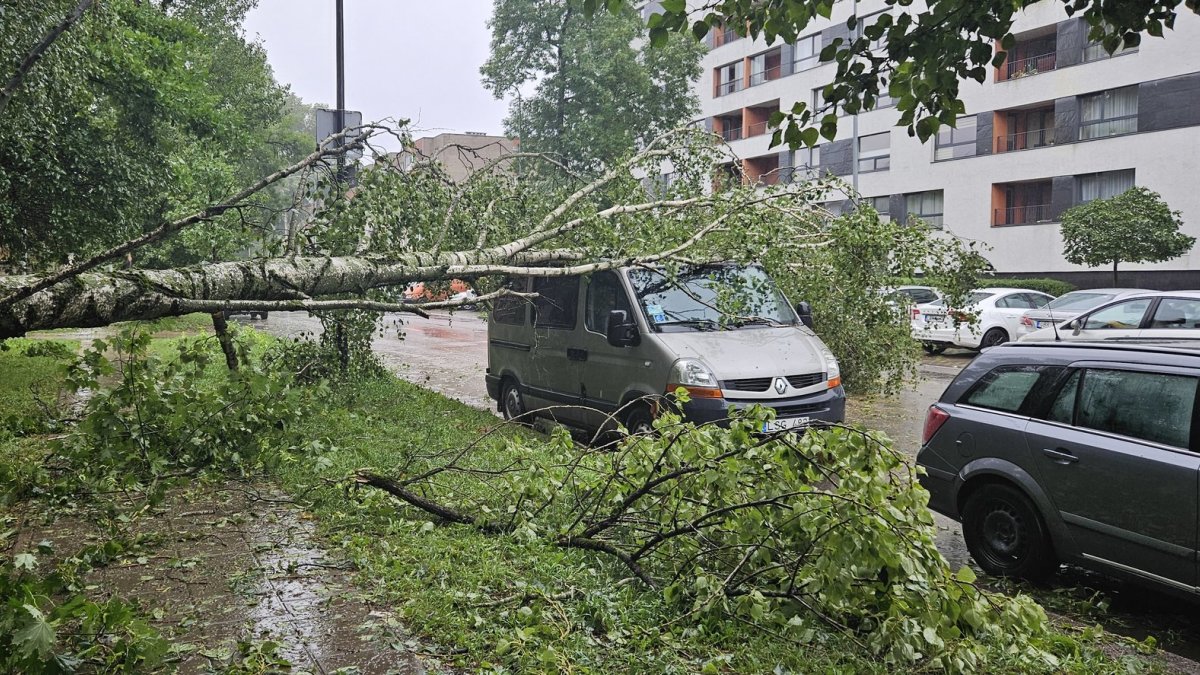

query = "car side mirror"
[1071,319,1083,335]
[794,301,814,329]
[606,310,640,347]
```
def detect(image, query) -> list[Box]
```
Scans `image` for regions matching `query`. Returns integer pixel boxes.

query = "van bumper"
[681,386,846,427]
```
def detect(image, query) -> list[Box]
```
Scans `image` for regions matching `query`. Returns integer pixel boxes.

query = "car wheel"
[624,404,655,436]
[980,328,1009,349]
[501,379,529,425]
[923,342,947,356]
[258,312,269,320]
[962,483,1057,581]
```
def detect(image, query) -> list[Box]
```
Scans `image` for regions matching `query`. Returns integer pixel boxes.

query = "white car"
[1014,288,1151,338]
[912,288,1055,352]
[1020,291,1200,342]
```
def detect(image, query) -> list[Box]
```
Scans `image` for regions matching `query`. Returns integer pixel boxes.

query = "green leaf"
[15,607,56,658]
[955,566,977,583]
[13,552,37,570]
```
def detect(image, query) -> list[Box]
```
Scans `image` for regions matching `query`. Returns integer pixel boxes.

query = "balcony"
[716,79,743,97]
[996,127,1055,153]
[745,121,771,138]
[749,65,783,87]
[994,204,1055,226]
[1000,52,1057,80]
[997,32,1058,82]
[721,127,744,142]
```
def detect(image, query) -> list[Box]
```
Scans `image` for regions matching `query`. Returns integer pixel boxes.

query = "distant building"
[392,132,518,183]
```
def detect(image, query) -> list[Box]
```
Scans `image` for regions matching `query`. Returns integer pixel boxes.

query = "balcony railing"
[749,65,782,87]
[996,128,1055,153]
[745,121,771,138]
[716,79,743,96]
[720,127,744,142]
[994,204,1055,226]
[1000,52,1058,81]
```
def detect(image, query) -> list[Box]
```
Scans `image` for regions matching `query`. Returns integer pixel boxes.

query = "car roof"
[970,287,1052,295]
[989,340,1200,358]
[1061,288,1152,294]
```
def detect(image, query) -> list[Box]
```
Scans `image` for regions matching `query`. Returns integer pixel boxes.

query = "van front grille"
[723,376,773,392]
[787,372,825,389]
[773,402,825,417]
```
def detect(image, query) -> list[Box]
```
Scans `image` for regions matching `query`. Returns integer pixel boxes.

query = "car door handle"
[567,348,588,362]
[1041,448,1079,465]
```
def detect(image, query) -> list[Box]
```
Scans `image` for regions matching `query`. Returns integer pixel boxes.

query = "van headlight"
[821,348,842,389]
[667,359,723,398]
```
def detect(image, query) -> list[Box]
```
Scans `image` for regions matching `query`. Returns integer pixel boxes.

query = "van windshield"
[626,265,798,330]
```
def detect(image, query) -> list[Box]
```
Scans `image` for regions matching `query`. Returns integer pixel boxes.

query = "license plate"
[925,313,946,323]
[1034,320,1046,329]
[762,417,812,433]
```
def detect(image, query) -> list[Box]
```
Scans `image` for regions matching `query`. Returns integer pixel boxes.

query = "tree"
[0,0,308,269]
[481,0,704,174]
[1060,186,1194,285]
[612,0,1198,147]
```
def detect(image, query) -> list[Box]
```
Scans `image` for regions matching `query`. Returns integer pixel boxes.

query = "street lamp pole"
[335,0,346,182]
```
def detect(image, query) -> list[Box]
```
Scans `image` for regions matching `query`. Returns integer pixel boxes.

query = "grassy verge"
[0,339,78,501]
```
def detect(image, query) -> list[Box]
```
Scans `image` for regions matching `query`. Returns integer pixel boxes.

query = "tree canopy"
[0,0,311,270]
[616,0,1200,147]
[482,0,704,174]
[1060,186,1194,284]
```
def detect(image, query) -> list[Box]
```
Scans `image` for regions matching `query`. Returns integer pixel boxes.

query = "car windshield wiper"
[733,316,788,327]
[656,318,720,331]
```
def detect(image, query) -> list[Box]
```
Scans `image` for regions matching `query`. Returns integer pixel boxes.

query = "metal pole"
[850,0,859,194]
[335,0,345,182]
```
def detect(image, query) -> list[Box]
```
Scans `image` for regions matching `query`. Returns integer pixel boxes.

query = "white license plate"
[1034,320,1045,329]
[762,417,812,433]
[925,313,946,323]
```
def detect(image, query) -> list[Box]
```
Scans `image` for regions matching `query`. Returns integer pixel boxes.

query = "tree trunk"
[0,250,584,338]
[210,311,239,371]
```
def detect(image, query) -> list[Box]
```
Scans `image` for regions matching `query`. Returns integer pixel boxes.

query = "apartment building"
[698,1,1200,287]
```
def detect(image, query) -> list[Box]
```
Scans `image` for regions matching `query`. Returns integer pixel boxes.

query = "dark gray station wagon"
[918,341,1200,596]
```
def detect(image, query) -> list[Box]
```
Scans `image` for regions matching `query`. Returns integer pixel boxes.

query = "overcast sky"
[244,0,510,147]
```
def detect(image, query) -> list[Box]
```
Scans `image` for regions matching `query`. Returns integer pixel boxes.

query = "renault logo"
[774,377,788,395]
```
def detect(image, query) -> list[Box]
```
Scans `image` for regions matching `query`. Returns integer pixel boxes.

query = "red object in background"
[404,279,472,302]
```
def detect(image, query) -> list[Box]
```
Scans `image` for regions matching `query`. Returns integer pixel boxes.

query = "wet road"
[252,313,1200,666]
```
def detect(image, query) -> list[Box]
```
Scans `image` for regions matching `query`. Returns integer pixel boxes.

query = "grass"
[0,338,78,502]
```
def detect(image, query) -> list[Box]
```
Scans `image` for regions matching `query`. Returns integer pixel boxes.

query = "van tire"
[501,379,529,425]
[624,404,655,436]
[962,483,1057,581]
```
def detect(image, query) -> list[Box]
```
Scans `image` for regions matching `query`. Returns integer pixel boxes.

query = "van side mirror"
[606,310,640,347]
[795,301,814,329]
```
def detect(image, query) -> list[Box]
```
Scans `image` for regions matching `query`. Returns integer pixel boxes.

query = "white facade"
[698,1,1200,281]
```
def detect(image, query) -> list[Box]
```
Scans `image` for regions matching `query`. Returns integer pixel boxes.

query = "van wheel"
[501,380,529,425]
[962,483,1057,581]
[979,328,1008,349]
[624,405,655,436]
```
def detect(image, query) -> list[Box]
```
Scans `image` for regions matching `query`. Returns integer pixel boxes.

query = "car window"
[532,276,579,330]
[585,272,632,333]
[1047,292,1114,311]
[1021,293,1052,309]
[1046,370,1081,424]
[962,365,1059,413]
[492,277,528,325]
[1148,298,1200,329]
[1075,369,1197,448]
[913,289,938,303]
[1082,298,1153,330]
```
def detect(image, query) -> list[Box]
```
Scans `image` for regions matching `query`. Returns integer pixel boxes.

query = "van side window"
[1075,369,1197,448]
[493,277,528,325]
[532,276,579,330]
[962,365,1059,414]
[585,272,632,333]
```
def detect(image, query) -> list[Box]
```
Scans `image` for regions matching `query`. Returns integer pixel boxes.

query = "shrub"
[977,278,1075,298]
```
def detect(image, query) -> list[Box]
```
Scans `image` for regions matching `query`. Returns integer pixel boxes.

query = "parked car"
[1015,288,1151,338]
[884,285,942,308]
[911,288,1055,353]
[917,341,1200,597]
[485,263,845,436]
[1020,291,1200,342]
[222,309,268,320]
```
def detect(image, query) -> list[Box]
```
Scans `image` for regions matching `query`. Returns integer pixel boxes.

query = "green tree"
[0,0,308,269]
[612,0,1197,146]
[1060,186,1194,285]
[481,0,704,174]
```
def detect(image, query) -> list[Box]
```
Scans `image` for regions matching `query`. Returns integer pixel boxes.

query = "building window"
[1083,38,1138,62]
[906,190,944,229]
[716,61,743,97]
[749,50,782,86]
[793,34,820,72]
[934,115,977,160]
[795,145,820,169]
[1080,86,1138,139]
[869,196,890,222]
[856,11,889,52]
[858,132,890,173]
[1078,169,1134,203]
